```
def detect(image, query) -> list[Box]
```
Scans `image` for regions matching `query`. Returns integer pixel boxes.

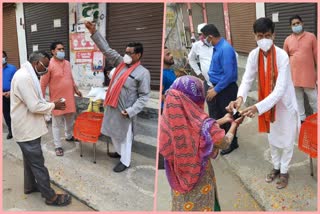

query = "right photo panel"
[157,2,318,212]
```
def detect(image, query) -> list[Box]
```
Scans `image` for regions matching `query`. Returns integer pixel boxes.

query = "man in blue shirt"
[2,51,17,139]
[162,47,176,112]
[201,24,239,155]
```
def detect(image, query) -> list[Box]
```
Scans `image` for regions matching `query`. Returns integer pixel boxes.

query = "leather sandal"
[276,173,289,189]
[55,148,64,156]
[45,193,71,206]
[265,169,280,183]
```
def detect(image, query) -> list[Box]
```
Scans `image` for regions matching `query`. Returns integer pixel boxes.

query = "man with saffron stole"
[85,21,151,173]
[160,76,242,211]
[227,17,300,189]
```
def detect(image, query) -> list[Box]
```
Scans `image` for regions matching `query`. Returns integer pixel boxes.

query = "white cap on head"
[197,23,207,34]
[191,36,196,40]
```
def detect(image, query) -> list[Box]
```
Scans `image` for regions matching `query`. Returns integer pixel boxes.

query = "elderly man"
[2,51,17,139]
[41,41,82,156]
[10,51,71,206]
[283,15,317,122]
[227,18,299,189]
[85,21,151,173]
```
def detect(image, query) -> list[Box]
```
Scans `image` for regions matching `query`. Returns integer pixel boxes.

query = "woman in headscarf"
[159,75,242,211]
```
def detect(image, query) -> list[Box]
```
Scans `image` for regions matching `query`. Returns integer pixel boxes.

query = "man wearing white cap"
[188,23,215,116]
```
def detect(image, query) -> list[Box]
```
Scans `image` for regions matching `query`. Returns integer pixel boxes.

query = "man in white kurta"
[227,17,300,189]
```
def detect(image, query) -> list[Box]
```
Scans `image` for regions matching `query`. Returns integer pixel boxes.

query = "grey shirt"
[91,31,151,142]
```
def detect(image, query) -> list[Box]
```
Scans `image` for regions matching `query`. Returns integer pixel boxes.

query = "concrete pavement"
[2,114,158,211]
[3,153,94,211]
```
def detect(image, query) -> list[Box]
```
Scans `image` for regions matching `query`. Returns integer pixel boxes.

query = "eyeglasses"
[125,51,136,56]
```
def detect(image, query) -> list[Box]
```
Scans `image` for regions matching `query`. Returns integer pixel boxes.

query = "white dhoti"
[111,122,133,167]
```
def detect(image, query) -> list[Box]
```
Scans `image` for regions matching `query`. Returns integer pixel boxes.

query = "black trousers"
[204,80,216,119]
[17,138,56,200]
[208,82,239,146]
[3,96,11,134]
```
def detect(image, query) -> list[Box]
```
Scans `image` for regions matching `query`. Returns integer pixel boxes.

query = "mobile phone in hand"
[232,109,241,120]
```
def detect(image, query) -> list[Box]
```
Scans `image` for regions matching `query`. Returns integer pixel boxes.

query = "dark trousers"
[3,96,12,134]
[208,82,239,146]
[17,138,56,200]
[204,80,216,119]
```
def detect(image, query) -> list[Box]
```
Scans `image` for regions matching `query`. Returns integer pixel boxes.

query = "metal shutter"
[106,3,164,90]
[265,3,317,48]
[24,3,69,60]
[3,3,20,68]
[228,3,256,54]
[206,3,226,38]
[191,3,204,34]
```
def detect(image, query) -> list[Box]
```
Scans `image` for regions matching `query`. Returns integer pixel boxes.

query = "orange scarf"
[104,61,141,108]
[258,45,278,133]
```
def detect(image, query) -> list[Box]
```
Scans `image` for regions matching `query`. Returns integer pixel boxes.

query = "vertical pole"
[93,143,96,164]
[187,3,195,37]
[202,3,208,24]
[223,3,232,45]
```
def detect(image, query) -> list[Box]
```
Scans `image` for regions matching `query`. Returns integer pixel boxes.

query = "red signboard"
[71,33,97,50]
[75,51,93,64]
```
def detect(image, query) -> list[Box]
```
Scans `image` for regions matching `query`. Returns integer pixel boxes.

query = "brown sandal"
[55,148,64,156]
[276,173,289,189]
[265,169,280,183]
[45,193,71,206]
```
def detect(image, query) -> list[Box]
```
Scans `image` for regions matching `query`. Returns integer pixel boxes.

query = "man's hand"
[53,98,66,110]
[74,86,83,97]
[84,21,96,35]
[241,105,258,118]
[206,88,217,101]
[226,96,243,113]
[121,110,129,118]
[3,91,10,98]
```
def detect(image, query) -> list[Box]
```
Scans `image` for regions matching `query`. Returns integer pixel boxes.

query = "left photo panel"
[2,2,163,211]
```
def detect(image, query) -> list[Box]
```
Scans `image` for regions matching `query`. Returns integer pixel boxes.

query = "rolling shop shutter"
[106,3,164,90]
[24,3,69,60]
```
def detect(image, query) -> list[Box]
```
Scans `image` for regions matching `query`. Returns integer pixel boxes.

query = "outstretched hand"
[240,105,258,118]
[84,21,96,35]
[226,96,243,113]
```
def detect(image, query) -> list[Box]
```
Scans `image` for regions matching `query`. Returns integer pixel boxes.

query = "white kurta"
[238,46,300,148]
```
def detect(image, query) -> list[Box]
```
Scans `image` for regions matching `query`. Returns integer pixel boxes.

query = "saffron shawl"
[159,76,225,193]
[104,61,140,107]
[258,45,278,133]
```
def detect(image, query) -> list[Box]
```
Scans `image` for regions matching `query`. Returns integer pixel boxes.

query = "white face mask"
[2,57,7,65]
[123,54,132,65]
[257,38,273,52]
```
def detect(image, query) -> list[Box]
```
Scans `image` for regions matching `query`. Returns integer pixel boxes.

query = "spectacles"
[39,61,48,72]
[125,51,136,56]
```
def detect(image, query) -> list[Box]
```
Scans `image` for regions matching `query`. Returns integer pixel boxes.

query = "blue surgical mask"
[292,25,303,34]
[56,51,65,60]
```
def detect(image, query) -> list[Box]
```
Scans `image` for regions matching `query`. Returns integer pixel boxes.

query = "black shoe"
[220,144,239,156]
[108,152,121,158]
[113,162,128,173]
[65,136,75,142]
[6,133,13,139]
